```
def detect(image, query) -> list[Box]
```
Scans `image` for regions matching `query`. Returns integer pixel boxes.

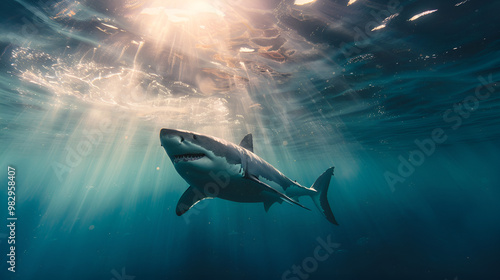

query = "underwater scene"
[0,0,499,279]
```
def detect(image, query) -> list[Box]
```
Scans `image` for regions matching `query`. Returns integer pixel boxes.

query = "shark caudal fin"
[310,167,338,225]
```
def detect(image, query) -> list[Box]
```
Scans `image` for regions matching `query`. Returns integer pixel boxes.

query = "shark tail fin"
[310,167,338,225]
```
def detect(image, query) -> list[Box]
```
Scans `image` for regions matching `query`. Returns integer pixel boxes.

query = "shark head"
[160,128,212,168]
[159,128,242,172]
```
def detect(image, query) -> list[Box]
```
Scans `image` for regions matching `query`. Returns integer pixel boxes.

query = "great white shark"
[159,128,338,225]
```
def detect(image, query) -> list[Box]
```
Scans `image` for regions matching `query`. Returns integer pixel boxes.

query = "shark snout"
[160,129,183,144]
[160,129,193,155]
[160,129,182,140]
[160,128,177,137]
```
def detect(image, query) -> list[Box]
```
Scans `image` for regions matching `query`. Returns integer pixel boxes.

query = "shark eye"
[192,135,197,140]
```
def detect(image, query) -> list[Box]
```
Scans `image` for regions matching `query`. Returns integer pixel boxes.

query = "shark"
[159,128,338,225]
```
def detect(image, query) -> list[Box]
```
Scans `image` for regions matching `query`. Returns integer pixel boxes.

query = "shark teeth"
[173,153,205,163]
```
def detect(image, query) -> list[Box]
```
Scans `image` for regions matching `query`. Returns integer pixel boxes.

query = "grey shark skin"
[159,128,338,225]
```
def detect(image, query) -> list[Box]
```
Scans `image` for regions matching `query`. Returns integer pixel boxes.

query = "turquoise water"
[1,0,499,279]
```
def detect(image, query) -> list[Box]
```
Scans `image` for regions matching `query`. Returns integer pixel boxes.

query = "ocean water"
[1,0,499,279]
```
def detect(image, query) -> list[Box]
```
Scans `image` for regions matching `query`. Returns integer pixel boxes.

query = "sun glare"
[294,0,316,5]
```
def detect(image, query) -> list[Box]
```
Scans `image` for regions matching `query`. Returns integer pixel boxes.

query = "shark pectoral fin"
[176,186,209,216]
[239,133,253,152]
[248,176,311,211]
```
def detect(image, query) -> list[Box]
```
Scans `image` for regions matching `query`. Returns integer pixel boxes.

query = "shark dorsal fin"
[176,186,209,216]
[239,133,253,152]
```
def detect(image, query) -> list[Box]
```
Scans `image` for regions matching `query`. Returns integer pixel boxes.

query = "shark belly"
[215,175,269,203]
[177,158,268,203]
[177,155,287,203]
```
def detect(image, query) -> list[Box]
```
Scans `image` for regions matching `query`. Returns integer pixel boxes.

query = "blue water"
[1,0,499,279]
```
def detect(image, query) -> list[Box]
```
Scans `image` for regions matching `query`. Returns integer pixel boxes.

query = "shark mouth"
[173,153,206,163]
